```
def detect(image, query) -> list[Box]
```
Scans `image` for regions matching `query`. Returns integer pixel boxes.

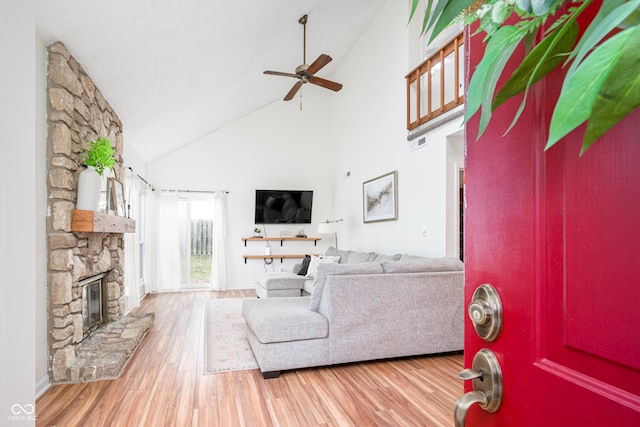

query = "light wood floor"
[37,290,463,426]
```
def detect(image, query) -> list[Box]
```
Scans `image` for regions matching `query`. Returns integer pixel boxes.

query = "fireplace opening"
[79,273,108,338]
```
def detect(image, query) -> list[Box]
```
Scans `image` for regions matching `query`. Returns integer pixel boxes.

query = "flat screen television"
[255,190,313,224]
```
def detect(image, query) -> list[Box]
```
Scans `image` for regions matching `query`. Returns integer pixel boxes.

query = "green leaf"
[500,2,592,135]
[531,0,556,16]
[583,24,640,151]
[464,26,525,138]
[409,0,421,22]
[620,6,640,29]
[565,0,639,81]
[409,0,434,35]
[516,0,533,14]
[429,0,475,43]
[424,0,449,35]
[546,27,635,150]
[493,22,578,110]
[492,1,512,24]
[82,137,115,176]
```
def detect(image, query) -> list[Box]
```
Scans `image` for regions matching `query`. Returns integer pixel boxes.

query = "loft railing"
[406,32,464,130]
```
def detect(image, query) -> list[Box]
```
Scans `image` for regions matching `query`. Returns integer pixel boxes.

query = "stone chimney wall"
[46,42,126,382]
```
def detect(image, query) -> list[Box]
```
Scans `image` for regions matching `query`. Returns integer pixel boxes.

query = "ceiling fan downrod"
[299,14,307,66]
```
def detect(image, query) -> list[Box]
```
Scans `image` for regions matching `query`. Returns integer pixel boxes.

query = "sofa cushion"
[306,255,340,278]
[398,254,427,261]
[325,247,351,264]
[257,272,307,290]
[381,257,464,273]
[309,262,384,312]
[242,297,328,343]
[346,251,376,263]
[303,279,315,295]
[372,253,402,262]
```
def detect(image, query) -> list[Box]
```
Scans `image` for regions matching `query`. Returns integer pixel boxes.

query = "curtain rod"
[157,189,229,194]
[125,167,229,194]
[126,166,151,188]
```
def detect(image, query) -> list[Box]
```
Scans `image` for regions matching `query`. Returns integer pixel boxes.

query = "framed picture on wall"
[363,170,398,223]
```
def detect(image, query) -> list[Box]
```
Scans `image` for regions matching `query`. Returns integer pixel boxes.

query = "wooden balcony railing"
[406,33,465,130]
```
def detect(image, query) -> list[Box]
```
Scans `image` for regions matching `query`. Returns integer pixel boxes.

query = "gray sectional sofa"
[242,247,464,378]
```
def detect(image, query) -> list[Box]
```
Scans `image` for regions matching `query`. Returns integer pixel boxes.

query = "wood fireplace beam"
[72,210,136,233]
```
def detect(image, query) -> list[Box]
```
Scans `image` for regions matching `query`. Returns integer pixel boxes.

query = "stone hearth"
[72,313,154,382]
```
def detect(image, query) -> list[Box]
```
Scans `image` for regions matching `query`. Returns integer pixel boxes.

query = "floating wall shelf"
[241,236,321,263]
[242,254,320,264]
[241,237,320,247]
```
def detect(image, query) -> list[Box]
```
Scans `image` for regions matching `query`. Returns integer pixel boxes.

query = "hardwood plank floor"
[37,291,463,426]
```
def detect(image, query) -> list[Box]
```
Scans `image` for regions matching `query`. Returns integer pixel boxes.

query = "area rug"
[204,297,258,374]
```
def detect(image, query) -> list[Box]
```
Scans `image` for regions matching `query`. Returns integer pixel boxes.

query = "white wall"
[147,93,336,287]
[329,0,463,257]
[146,0,464,288]
[35,35,50,398]
[446,131,465,258]
[1,0,37,422]
[124,141,147,180]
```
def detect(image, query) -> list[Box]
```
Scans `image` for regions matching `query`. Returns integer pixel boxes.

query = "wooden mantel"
[72,210,136,233]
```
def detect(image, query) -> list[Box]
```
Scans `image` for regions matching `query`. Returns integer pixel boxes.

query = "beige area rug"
[204,298,259,374]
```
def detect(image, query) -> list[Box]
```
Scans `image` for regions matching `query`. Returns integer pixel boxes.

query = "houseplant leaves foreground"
[411,0,640,154]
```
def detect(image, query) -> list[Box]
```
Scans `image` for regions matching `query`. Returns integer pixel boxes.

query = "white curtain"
[123,169,141,312]
[155,191,182,292]
[210,191,228,291]
[143,187,156,293]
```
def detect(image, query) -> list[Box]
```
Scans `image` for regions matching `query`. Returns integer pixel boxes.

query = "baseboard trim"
[36,375,51,399]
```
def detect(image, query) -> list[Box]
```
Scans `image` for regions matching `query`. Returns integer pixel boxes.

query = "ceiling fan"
[264,14,343,101]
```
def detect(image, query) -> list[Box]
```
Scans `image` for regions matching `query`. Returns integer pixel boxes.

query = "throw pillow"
[305,255,340,278]
[325,247,351,263]
[297,255,312,276]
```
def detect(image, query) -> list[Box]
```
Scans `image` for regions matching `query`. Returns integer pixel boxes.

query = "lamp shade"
[317,222,339,234]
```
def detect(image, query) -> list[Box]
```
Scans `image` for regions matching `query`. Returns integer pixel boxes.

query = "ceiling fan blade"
[264,70,300,79]
[284,81,303,101]
[306,54,332,75]
[308,76,343,92]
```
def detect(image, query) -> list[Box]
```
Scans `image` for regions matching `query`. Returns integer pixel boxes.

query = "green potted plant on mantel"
[77,137,116,211]
[254,227,263,238]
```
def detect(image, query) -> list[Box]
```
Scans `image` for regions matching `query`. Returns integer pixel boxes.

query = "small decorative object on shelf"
[253,227,263,238]
[77,137,116,211]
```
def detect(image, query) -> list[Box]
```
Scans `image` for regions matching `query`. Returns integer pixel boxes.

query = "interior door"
[461,5,640,426]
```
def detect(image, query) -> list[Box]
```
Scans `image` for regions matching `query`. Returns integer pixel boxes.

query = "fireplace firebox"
[79,273,108,338]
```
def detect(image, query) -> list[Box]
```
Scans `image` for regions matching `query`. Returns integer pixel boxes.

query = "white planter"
[76,166,101,211]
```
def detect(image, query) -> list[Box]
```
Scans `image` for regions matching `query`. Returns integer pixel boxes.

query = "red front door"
[462,6,640,426]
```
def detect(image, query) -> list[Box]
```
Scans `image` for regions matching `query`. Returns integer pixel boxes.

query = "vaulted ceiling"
[36,0,386,162]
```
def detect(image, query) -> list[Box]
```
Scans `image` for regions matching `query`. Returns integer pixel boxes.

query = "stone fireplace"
[46,41,135,383]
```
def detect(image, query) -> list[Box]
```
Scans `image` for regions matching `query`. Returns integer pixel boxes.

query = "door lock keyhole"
[468,284,503,341]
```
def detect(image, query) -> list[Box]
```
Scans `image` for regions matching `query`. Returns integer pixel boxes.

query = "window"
[178,196,214,288]
[406,32,464,130]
